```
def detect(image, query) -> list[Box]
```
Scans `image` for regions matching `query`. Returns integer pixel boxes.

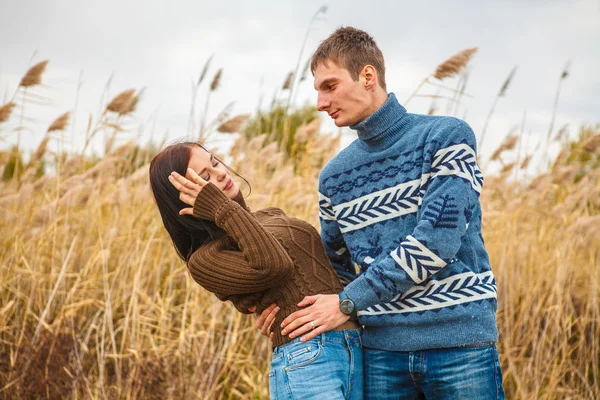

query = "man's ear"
[362,65,377,90]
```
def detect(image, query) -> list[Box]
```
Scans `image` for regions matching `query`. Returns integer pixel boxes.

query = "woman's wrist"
[192,182,231,220]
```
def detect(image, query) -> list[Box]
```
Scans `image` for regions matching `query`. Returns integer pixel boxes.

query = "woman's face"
[187,146,240,200]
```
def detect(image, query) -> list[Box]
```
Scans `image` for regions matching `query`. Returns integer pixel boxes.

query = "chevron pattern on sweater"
[430,144,483,194]
[326,179,421,233]
[390,235,446,284]
[318,193,336,221]
[358,271,497,316]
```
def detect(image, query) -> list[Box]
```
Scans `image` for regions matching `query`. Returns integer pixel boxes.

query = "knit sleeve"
[318,183,356,286]
[344,119,482,310]
[187,183,294,296]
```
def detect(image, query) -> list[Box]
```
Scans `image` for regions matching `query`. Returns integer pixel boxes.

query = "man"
[258,26,504,399]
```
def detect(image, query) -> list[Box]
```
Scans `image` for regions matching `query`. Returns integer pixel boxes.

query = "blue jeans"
[269,329,364,399]
[364,342,504,399]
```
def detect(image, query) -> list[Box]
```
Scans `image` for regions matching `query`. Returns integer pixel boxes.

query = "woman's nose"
[216,168,227,181]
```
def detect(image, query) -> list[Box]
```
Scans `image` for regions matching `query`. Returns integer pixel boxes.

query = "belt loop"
[320,332,325,347]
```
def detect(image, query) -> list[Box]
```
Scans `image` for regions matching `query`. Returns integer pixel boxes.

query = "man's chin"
[333,118,349,128]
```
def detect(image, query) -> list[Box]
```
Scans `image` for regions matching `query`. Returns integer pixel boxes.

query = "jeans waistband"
[272,328,361,355]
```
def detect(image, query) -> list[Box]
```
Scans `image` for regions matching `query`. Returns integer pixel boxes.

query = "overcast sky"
[1,0,599,171]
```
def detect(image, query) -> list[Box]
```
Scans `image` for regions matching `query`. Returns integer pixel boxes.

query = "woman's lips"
[224,179,233,190]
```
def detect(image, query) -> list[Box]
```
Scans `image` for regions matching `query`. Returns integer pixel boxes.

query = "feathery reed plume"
[299,58,311,82]
[205,101,234,133]
[32,136,50,162]
[106,89,136,115]
[60,155,85,177]
[217,114,251,133]
[545,60,571,162]
[551,149,569,169]
[499,66,517,97]
[500,161,517,174]
[282,72,294,90]
[293,118,320,143]
[568,215,600,247]
[19,60,49,87]
[479,66,518,151]
[22,136,51,177]
[111,140,136,157]
[520,154,532,169]
[247,134,267,153]
[47,112,70,132]
[210,69,223,91]
[258,142,279,160]
[581,135,600,153]
[553,124,569,142]
[0,102,16,123]
[490,134,519,162]
[406,47,477,105]
[294,126,309,143]
[126,88,144,115]
[198,54,214,86]
[199,68,223,138]
[188,55,214,136]
[434,48,478,80]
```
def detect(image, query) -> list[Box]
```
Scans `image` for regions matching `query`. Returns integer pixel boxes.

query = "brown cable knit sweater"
[188,182,344,347]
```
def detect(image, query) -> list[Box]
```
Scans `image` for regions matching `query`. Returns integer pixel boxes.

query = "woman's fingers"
[171,171,201,192]
[168,174,196,197]
[168,170,208,216]
[186,168,208,186]
[169,171,203,208]
[263,306,280,335]
[179,207,194,216]
[255,304,279,336]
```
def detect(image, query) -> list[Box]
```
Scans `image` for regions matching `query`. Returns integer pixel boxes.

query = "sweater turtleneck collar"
[233,190,250,212]
[350,92,409,150]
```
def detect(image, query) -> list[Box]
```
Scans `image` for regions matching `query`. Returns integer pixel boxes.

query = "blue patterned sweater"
[318,93,498,351]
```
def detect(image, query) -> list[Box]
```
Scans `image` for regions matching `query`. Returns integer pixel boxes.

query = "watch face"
[340,298,355,315]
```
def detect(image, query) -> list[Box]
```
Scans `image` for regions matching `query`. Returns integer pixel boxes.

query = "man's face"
[314,60,372,127]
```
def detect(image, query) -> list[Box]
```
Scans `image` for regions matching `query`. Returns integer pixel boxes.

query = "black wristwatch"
[338,291,356,317]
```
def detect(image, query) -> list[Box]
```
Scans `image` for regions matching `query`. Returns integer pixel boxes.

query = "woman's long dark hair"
[149,141,248,262]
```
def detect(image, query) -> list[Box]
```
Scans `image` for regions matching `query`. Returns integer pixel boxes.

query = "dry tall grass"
[0,60,598,400]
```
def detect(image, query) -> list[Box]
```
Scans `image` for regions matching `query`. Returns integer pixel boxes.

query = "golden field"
[0,54,599,399]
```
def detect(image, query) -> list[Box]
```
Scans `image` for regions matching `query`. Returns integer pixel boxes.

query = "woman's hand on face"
[168,168,208,216]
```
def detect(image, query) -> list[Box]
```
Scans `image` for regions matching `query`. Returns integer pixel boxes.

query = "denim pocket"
[286,341,323,371]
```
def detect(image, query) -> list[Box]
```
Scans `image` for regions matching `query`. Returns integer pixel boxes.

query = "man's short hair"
[311,26,386,91]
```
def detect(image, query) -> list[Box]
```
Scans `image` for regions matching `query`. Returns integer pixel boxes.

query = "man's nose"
[316,94,329,112]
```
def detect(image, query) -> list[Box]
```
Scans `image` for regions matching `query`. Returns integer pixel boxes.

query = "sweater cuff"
[343,276,382,311]
[193,182,230,220]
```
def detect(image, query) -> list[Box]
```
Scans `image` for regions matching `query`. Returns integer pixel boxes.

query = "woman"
[149,141,363,399]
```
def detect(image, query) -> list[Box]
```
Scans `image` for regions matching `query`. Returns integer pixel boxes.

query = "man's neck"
[362,90,388,122]
[350,92,409,150]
